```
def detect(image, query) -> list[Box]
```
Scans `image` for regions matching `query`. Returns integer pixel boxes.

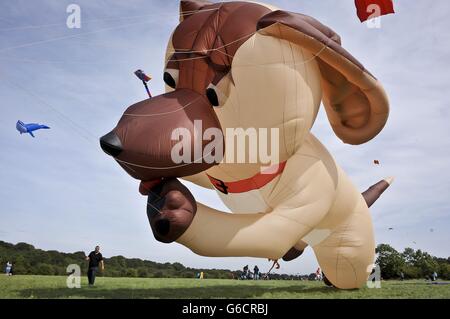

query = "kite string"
[0,45,328,67]
[263,260,280,279]
[168,31,257,55]
[4,75,169,220]
[166,31,329,66]
[0,6,221,53]
[4,73,168,211]
[1,5,333,216]
[0,19,164,54]
[4,77,97,145]
[0,10,329,67]
[215,44,328,68]
[0,7,258,218]
[0,7,220,32]
[114,141,221,170]
[0,56,136,65]
[117,161,165,206]
[122,96,203,117]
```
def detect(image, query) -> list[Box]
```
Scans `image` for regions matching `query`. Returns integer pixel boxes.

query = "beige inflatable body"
[177,2,390,289]
[100,1,392,290]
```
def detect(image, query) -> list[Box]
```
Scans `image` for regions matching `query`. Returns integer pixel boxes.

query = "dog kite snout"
[100,131,123,157]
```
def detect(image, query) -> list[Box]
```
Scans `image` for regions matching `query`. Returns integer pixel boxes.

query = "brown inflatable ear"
[257,11,389,145]
[179,0,213,22]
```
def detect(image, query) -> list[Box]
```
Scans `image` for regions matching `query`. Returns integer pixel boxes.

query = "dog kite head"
[100,0,389,183]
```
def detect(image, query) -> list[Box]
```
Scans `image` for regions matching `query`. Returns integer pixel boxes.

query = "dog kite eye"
[206,73,232,108]
[206,87,219,106]
[163,69,178,89]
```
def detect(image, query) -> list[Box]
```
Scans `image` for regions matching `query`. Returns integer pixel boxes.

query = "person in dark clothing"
[243,265,249,279]
[253,265,260,280]
[85,245,104,286]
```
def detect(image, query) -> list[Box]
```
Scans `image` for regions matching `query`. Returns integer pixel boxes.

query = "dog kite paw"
[146,178,197,243]
[282,247,304,261]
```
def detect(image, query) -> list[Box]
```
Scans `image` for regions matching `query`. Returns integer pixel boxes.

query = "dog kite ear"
[179,0,213,22]
[257,11,389,145]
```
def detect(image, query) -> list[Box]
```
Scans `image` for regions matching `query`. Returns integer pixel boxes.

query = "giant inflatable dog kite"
[100,1,392,289]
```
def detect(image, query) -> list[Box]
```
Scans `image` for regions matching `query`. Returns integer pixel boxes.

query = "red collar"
[207,161,287,194]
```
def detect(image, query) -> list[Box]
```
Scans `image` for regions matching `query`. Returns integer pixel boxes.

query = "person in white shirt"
[5,262,12,276]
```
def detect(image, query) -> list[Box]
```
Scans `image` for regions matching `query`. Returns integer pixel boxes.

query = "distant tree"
[402,265,421,279]
[13,255,29,275]
[414,250,439,278]
[438,263,450,280]
[112,256,127,268]
[137,267,148,278]
[36,263,55,275]
[1,239,446,280]
[172,262,185,271]
[402,247,416,264]
[376,244,405,279]
[73,251,86,260]
[15,242,35,251]
[125,269,138,278]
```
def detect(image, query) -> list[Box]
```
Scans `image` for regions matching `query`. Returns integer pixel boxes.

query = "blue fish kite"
[16,120,50,138]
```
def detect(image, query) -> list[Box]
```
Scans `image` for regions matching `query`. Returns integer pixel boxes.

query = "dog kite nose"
[100,131,123,157]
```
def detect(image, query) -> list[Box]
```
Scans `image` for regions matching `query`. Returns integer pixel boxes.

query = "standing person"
[5,261,12,276]
[400,271,405,281]
[85,246,104,286]
[243,265,249,280]
[253,265,260,280]
[432,271,438,282]
[315,267,322,281]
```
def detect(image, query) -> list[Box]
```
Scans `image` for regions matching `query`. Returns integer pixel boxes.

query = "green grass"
[0,275,449,299]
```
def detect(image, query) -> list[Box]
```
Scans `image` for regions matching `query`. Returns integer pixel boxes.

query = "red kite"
[355,0,395,22]
[374,160,380,165]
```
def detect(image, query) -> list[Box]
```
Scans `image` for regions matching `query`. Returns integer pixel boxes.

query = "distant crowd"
[239,265,261,280]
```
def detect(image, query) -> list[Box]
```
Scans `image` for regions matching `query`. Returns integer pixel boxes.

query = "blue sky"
[0,0,449,275]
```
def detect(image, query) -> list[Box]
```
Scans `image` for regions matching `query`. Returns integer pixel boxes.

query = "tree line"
[376,244,450,280]
[0,241,235,279]
[1,240,449,280]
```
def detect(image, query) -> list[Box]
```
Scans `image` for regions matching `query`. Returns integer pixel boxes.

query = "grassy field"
[0,275,449,299]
